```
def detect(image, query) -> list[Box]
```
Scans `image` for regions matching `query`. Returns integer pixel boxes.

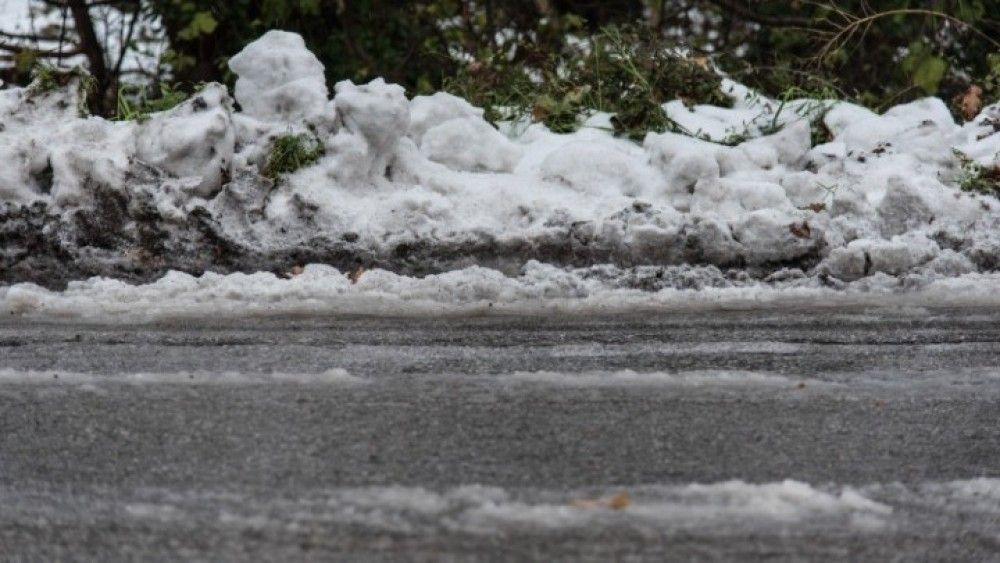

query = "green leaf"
[178,11,218,41]
[913,55,946,95]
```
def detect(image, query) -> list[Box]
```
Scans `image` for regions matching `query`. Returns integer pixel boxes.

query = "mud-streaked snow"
[2,30,1000,303]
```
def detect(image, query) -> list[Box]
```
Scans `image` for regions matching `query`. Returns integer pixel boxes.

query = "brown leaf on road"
[571,491,631,510]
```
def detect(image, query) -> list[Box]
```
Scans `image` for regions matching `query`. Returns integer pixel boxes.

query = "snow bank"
[2,30,1000,298]
[7,262,1000,322]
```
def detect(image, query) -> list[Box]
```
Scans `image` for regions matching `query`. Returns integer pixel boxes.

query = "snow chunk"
[407,92,484,144]
[732,208,819,265]
[421,117,523,173]
[328,78,409,181]
[692,178,792,219]
[228,30,328,122]
[539,141,656,197]
[49,119,136,205]
[135,83,235,198]
[820,234,939,281]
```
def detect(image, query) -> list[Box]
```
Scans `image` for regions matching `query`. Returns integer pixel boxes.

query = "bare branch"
[0,29,68,42]
[0,41,81,56]
[709,0,815,28]
[111,1,141,78]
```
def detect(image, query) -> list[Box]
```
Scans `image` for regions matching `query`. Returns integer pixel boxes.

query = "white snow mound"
[2,29,1000,298]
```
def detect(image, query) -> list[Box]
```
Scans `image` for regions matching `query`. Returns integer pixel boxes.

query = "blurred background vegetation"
[2,0,999,122]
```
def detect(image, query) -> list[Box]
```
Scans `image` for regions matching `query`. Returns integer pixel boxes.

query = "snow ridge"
[2,30,1000,295]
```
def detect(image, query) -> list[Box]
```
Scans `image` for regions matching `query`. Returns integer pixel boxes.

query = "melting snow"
[1,30,1000,305]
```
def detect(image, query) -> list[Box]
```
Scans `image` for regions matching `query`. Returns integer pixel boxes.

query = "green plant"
[263,134,325,178]
[443,24,732,141]
[953,149,1000,196]
[766,86,837,146]
[26,64,96,117]
[984,53,1000,104]
[115,83,191,122]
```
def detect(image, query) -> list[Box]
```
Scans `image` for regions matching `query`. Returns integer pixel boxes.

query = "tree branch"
[67,0,108,85]
[0,41,81,56]
[111,1,141,78]
[708,0,816,28]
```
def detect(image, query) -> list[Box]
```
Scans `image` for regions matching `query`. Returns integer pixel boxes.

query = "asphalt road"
[2,309,1000,561]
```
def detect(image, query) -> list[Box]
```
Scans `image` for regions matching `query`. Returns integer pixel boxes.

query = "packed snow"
[2,29,1000,310]
[1,480,893,535]
[10,262,1000,321]
[0,367,363,385]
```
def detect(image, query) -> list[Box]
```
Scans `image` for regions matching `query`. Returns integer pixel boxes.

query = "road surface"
[2,309,1000,560]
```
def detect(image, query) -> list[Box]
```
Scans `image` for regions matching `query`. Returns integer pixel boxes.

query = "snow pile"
[1,30,1000,298]
[8,262,1000,322]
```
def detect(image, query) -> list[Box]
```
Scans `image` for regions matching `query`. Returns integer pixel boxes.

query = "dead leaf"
[607,492,631,510]
[690,56,710,70]
[801,202,826,213]
[789,221,811,239]
[286,265,305,278]
[349,265,366,285]
[953,85,983,122]
[571,491,631,510]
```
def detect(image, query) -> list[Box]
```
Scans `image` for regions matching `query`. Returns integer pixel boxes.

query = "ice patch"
[0,367,363,385]
[503,369,794,386]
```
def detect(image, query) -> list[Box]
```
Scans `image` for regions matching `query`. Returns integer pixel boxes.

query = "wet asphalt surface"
[2,309,1000,561]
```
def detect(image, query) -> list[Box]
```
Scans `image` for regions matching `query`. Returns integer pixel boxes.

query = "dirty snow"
[0,480,892,536]
[8,262,1000,321]
[2,30,1000,308]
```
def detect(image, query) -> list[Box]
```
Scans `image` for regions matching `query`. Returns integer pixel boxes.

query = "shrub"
[444,24,731,140]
